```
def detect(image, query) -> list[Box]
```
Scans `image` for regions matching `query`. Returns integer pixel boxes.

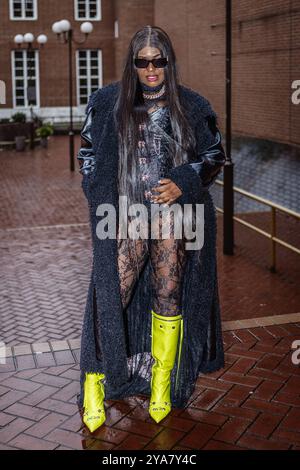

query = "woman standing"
[77,25,226,433]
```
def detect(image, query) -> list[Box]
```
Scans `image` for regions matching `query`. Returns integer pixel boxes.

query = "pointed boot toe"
[82,372,106,433]
[149,401,171,423]
[83,410,106,433]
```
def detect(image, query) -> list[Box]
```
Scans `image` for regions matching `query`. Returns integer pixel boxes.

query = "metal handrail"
[215,179,300,272]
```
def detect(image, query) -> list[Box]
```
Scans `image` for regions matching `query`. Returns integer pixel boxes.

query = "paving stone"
[30,372,70,388]
[44,428,87,450]
[4,402,49,421]
[251,380,284,400]
[15,355,36,370]
[190,389,226,411]
[280,408,300,432]
[144,428,185,450]
[35,352,56,368]
[0,390,28,411]
[36,398,77,416]
[20,384,58,406]
[237,432,290,450]
[114,434,150,450]
[82,424,129,445]
[248,413,284,438]
[53,350,75,366]
[25,412,69,438]
[113,416,162,438]
[4,377,42,394]
[13,345,32,356]
[213,417,252,443]
[9,433,58,450]
[179,422,219,449]
[32,343,51,354]
[241,397,290,416]
[0,417,35,443]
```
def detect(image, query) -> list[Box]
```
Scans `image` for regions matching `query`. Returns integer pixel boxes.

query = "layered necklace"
[141,80,167,113]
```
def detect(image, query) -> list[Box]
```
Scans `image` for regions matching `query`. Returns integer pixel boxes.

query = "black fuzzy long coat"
[77,81,225,410]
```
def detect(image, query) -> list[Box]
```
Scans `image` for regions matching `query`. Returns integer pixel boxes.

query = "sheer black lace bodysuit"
[117,105,187,317]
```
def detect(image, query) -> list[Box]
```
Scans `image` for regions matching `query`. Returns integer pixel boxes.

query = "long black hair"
[114,25,197,211]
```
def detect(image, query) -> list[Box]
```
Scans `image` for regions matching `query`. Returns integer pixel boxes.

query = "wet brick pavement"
[0,136,299,450]
[211,136,300,214]
[0,323,300,450]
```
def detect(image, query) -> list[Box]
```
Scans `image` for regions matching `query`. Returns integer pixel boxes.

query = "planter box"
[0,122,32,142]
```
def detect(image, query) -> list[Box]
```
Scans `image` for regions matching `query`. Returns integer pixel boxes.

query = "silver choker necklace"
[142,83,166,101]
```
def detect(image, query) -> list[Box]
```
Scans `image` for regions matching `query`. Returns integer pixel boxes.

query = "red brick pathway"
[217,209,300,320]
[0,136,299,346]
[0,136,300,449]
[0,322,299,450]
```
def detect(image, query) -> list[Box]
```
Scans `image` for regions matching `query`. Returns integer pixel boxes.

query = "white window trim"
[9,0,38,21]
[74,0,102,21]
[0,107,91,123]
[76,49,102,108]
[11,49,40,109]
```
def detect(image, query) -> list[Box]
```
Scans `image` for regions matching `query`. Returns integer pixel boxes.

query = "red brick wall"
[114,0,154,78]
[154,0,300,147]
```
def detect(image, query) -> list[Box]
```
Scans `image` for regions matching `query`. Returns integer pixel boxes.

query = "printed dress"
[116,105,187,317]
[138,105,174,207]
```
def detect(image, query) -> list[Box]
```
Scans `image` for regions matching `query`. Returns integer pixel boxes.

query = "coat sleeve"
[166,100,226,205]
[77,94,97,176]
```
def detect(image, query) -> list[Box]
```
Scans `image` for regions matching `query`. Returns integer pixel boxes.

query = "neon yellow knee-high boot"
[149,309,184,424]
[82,372,106,432]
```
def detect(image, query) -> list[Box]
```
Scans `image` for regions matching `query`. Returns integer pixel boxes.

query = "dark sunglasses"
[134,57,168,69]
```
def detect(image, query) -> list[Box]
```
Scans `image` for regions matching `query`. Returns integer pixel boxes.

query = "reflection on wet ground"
[211,136,300,214]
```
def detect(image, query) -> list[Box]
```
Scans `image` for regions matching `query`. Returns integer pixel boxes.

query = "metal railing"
[215,180,300,272]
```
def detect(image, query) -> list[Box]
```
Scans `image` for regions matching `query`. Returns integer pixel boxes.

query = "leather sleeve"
[77,104,96,175]
[189,114,226,189]
[166,111,226,204]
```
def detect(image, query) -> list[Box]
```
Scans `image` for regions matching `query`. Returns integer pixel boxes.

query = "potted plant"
[11,112,27,151]
[36,123,54,148]
[15,135,27,151]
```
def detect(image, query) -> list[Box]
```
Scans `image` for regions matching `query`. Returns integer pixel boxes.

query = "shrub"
[11,112,27,123]
[35,123,54,138]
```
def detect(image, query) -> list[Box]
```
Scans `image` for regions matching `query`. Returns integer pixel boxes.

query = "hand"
[151,178,183,205]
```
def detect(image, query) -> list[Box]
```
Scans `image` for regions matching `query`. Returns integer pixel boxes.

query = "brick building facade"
[155,0,300,147]
[0,0,151,124]
[0,0,299,146]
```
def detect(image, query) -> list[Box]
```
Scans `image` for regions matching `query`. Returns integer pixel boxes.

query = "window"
[10,0,38,20]
[12,49,40,107]
[76,49,102,106]
[75,0,101,21]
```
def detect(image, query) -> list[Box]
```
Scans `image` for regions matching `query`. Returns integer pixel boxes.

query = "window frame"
[11,49,40,109]
[74,0,102,21]
[9,0,38,21]
[76,49,102,107]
